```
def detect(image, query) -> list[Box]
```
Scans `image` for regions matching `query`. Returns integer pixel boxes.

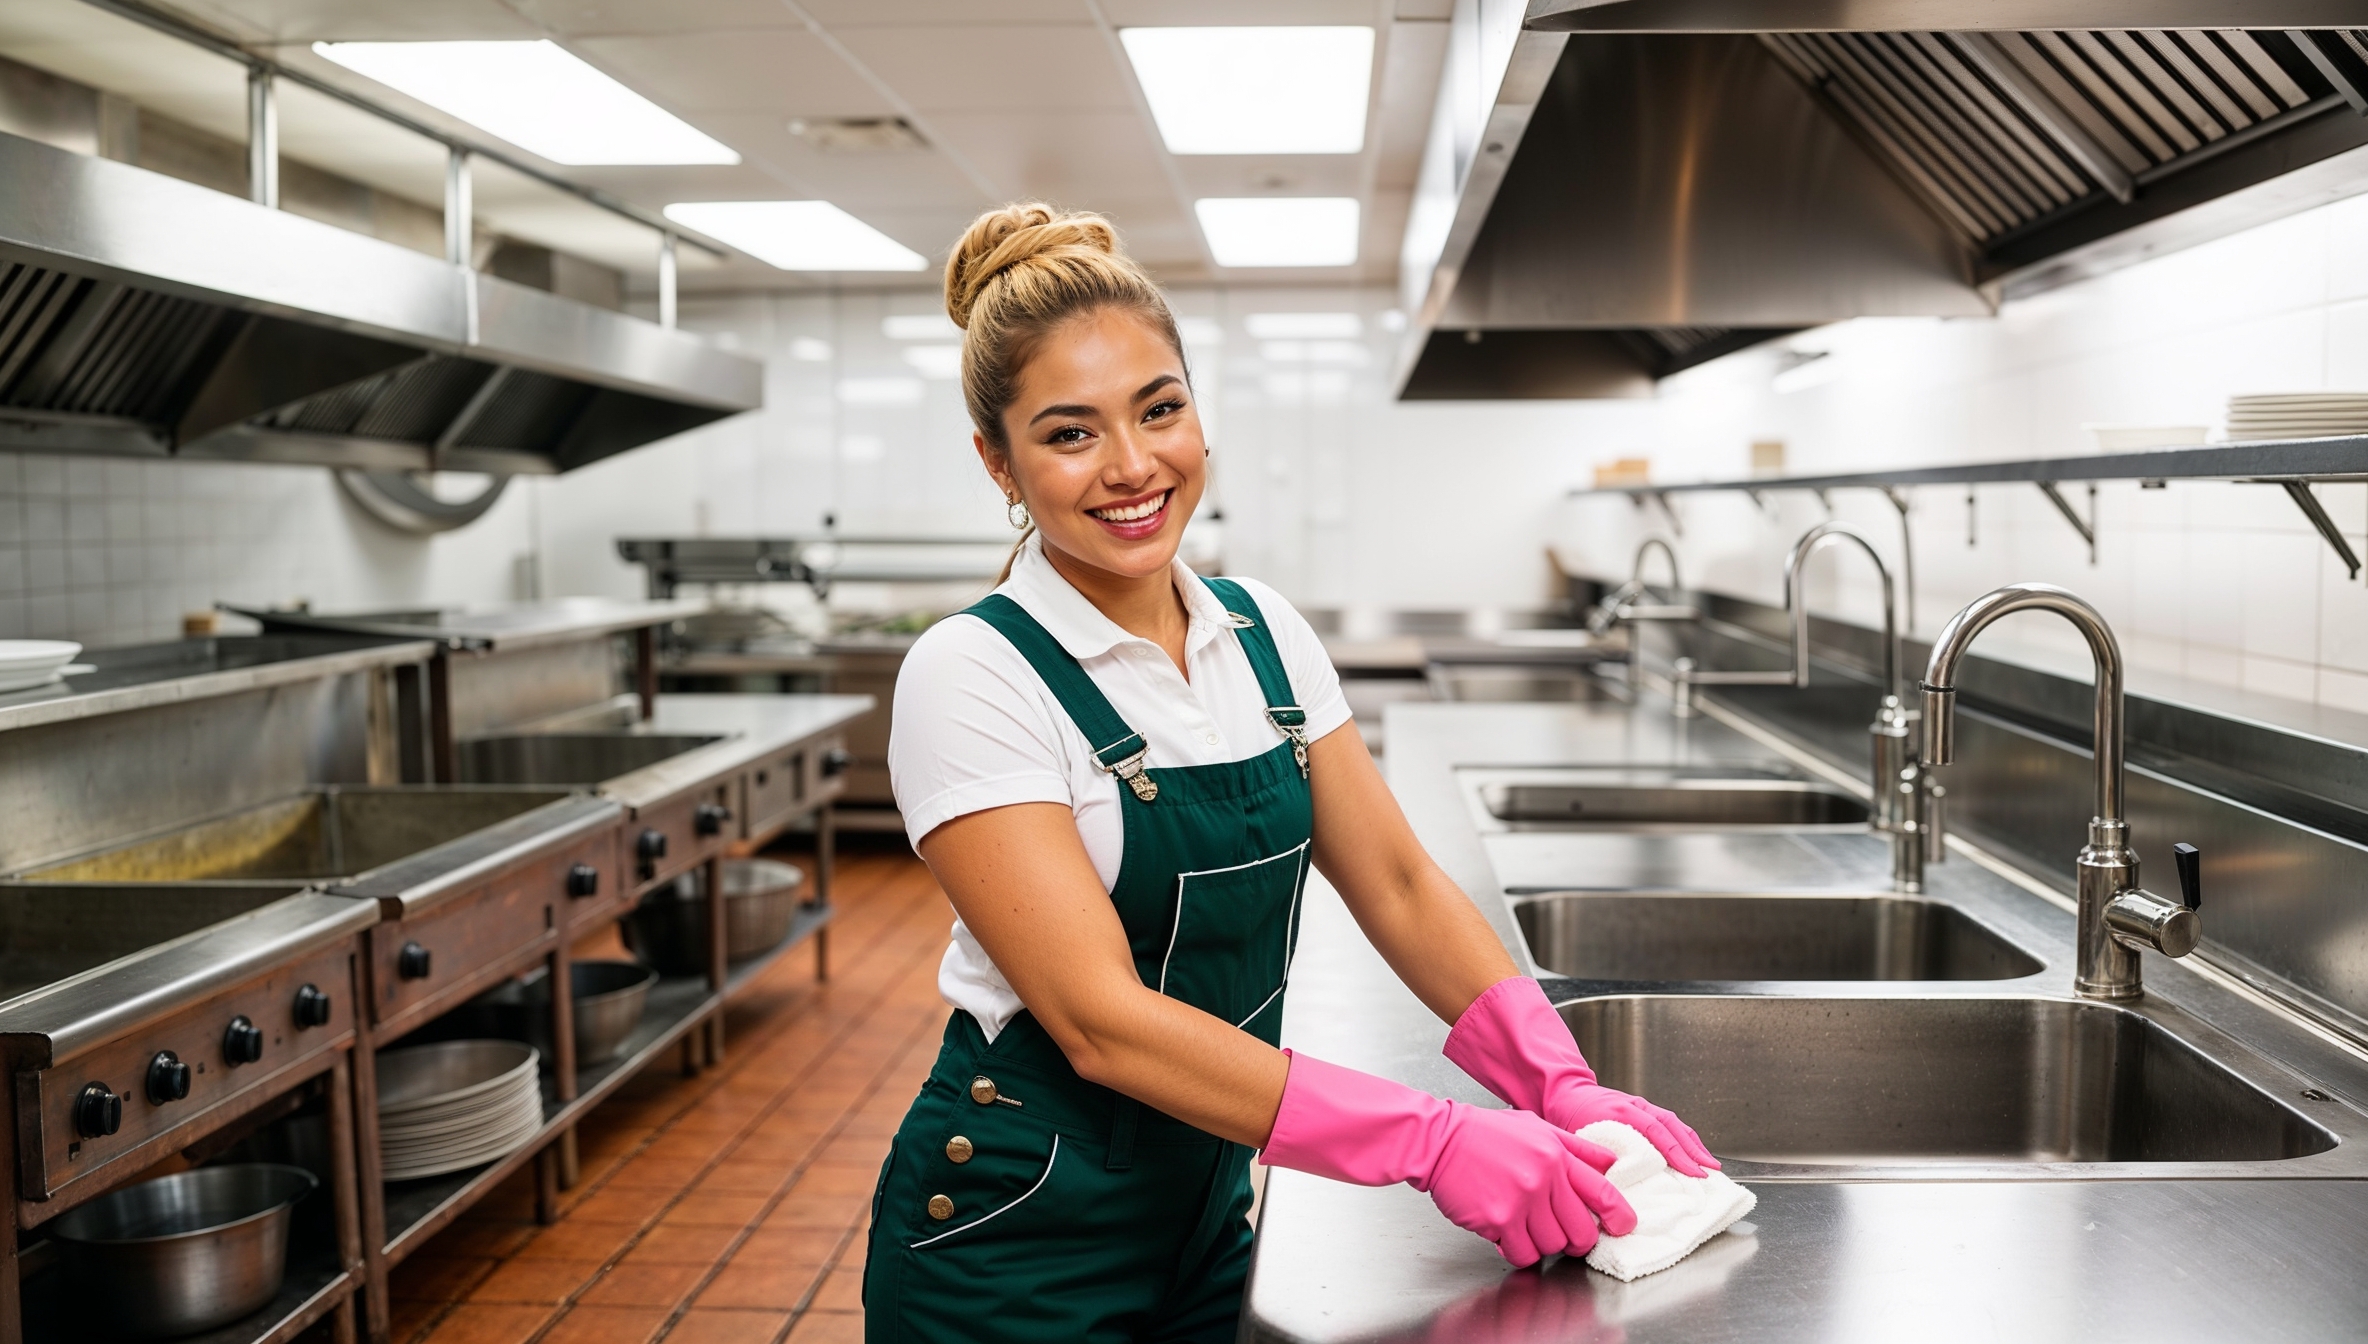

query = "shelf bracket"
[2037,481,2096,564]
[1745,487,1774,516]
[2280,480,2362,580]
[1814,488,1834,516]
[1651,490,1683,536]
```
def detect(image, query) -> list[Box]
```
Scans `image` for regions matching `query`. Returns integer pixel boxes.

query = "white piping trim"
[909,1134,1062,1249]
[1235,846,1313,1028]
[1158,841,1311,996]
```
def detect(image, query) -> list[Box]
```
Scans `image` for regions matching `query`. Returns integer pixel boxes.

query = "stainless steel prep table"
[1245,694,2368,1342]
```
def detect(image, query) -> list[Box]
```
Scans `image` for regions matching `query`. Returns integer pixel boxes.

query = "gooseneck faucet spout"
[1920,583,2198,999]
[1783,522,1936,891]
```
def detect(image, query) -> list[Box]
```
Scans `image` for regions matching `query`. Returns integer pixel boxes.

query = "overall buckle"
[1096,732,1159,803]
[1268,706,1310,778]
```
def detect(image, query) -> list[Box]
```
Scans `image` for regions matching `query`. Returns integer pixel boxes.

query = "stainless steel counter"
[600,693,874,811]
[1245,693,2368,1342]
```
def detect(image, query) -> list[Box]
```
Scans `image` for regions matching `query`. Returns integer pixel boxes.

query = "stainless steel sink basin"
[1463,767,1869,832]
[1557,995,2338,1170]
[1517,892,2042,981]
[0,883,310,1002]
[18,787,573,882]
[454,733,722,786]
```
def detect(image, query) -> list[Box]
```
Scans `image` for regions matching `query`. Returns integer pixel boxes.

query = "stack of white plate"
[376,1040,542,1181]
[2225,393,2368,442]
[0,641,81,694]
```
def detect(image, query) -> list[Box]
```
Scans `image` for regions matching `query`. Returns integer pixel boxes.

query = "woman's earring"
[1006,498,1032,530]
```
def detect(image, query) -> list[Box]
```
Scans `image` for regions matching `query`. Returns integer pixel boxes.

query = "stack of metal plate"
[375,1041,542,1181]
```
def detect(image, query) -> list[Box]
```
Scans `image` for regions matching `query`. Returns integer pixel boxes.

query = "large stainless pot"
[623,858,804,976]
[51,1163,317,1338]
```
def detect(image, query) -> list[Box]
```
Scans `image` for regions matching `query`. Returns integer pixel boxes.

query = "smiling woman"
[861,203,1715,1344]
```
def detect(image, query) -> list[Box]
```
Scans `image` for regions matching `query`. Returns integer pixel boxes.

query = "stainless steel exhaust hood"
[1398,1,2368,398]
[0,129,762,474]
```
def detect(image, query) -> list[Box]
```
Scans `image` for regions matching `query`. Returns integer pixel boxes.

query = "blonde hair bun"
[943,203,1121,330]
[940,202,1184,453]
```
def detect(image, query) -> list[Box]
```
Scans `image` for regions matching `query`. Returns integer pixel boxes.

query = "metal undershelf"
[1570,435,2368,577]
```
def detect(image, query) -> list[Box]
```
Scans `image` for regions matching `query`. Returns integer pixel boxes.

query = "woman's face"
[981,307,1205,584]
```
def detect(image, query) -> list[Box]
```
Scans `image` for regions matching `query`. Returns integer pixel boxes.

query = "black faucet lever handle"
[2173,842,2201,912]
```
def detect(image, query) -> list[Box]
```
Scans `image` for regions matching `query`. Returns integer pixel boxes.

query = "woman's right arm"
[918,800,1291,1147]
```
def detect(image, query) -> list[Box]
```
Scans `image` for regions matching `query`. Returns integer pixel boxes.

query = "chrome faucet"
[1920,584,2200,999]
[1586,538,1699,636]
[1781,522,1941,893]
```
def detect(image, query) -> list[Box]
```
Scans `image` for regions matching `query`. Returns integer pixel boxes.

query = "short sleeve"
[1229,577,1354,744]
[888,614,1077,849]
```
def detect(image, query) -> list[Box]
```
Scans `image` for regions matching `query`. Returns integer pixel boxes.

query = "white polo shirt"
[890,533,1352,1039]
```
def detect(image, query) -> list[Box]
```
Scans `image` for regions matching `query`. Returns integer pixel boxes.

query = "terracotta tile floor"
[388,849,951,1344]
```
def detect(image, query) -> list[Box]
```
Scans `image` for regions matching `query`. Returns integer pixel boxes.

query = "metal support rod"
[245,65,277,208]
[2289,31,2368,114]
[1652,491,1683,536]
[1954,32,2137,202]
[1814,488,1834,516]
[83,0,732,259]
[444,148,473,267]
[2037,480,2096,563]
[2280,480,2363,579]
[1883,485,1917,634]
[658,232,679,330]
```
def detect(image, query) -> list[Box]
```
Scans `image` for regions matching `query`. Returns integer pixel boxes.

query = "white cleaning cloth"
[1577,1121,1756,1281]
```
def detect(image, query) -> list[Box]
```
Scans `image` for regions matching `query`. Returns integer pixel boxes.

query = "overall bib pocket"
[1158,840,1309,1041]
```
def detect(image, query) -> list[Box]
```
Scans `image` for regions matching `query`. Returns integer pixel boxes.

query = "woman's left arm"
[1304,725,1518,1023]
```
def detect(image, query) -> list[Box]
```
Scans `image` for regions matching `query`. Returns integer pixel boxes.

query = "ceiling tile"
[572,30,890,116]
[800,1,1090,26]
[1098,0,1384,24]
[509,0,807,36]
[926,110,1170,202]
[835,25,1135,113]
[1169,156,1370,199]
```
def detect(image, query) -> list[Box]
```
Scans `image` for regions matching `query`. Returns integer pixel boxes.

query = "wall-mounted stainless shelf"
[1571,436,2368,579]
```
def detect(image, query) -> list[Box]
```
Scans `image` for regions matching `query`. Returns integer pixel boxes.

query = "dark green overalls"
[864,579,1314,1344]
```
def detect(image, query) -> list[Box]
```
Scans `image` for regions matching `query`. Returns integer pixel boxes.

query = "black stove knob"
[397,942,433,980]
[146,1051,191,1104]
[694,802,731,836]
[820,747,853,778]
[636,828,668,878]
[75,1083,121,1138]
[566,863,600,898]
[223,1015,264,1065]
[293,983,332,1028]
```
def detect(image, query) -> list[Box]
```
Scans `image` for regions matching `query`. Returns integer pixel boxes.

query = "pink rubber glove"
[1259,1050,1635,1267]
[1444,975,1721,1177]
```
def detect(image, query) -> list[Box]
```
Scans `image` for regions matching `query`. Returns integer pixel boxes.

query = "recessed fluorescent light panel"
[1194,198,1359,268]
[1244,312,1362,339]
[663,202,926,272]
[1121,27,1373,155]
[313,40,736,165]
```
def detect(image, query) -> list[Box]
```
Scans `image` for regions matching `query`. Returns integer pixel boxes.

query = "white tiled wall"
[1552,190,2368,713]
[11,179,2368,724]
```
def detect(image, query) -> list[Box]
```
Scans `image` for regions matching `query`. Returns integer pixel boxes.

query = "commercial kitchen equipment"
[230,599,708,783]
[1396,6,2368,397]
[617,534,1013,833]
[1920,583,2201,999]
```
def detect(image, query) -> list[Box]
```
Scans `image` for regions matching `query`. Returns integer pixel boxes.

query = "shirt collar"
[997,531,1233,662]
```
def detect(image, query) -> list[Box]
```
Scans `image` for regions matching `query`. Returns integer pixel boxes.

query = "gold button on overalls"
[926,1194,954,1221]
[945,1136,974,1163]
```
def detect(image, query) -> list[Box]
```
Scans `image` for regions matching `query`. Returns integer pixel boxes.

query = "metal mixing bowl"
[568,959,658,1064]
[50,1163,317,1338]
[623,859,805,976]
